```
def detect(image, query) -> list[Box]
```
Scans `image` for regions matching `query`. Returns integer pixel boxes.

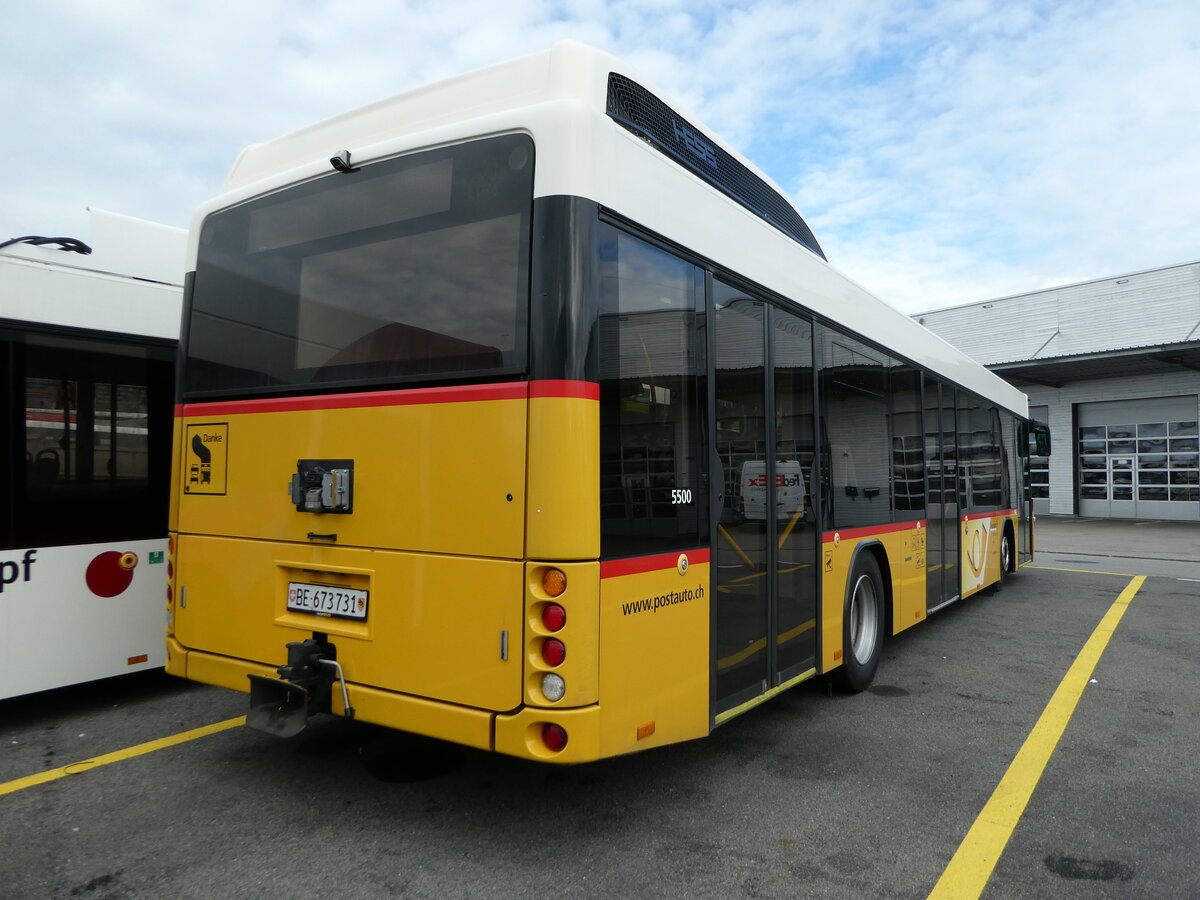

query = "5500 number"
[670,488,693,505]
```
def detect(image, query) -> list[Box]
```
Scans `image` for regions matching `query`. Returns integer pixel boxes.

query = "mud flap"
[247,675,313,738]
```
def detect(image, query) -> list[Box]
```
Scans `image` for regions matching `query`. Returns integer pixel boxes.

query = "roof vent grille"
[606,72,824,260]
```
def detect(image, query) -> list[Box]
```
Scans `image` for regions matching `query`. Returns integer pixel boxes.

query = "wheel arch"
[846,540,893,639]
[1002,518,1017,575]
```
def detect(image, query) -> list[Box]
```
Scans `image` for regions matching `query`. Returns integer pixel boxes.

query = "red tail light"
[542,603,566,632]
[542,638,566,667]
[542,723,568,752]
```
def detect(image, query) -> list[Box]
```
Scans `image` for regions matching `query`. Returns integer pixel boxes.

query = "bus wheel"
[999,528,1013,587]
[836,552,884,693]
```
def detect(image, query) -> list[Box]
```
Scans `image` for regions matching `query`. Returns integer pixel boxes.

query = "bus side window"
[597,224,704,558]
[14,333,173,548]
[819,324,894,529]
[889,366,925,518]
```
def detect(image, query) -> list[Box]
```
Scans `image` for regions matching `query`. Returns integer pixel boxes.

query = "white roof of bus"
[197,41,1027,417]
[0,208,184,340]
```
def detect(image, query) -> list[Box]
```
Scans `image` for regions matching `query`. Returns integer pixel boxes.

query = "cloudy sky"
[4,0,1198,312]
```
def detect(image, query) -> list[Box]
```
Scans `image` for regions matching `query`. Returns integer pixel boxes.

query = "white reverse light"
[542,673,566,702]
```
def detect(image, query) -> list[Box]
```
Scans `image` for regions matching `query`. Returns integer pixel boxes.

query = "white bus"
[0,209,183,700]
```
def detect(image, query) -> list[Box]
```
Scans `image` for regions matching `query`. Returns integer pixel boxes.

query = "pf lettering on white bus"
[0,549,37,592]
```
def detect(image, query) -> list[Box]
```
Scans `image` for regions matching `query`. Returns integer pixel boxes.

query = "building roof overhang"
[990,341,1200,388]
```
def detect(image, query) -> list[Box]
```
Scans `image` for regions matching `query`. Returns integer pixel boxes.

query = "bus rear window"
[184,133,533,398]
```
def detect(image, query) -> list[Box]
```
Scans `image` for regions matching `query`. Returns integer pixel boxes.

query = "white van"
[738,460,807,522]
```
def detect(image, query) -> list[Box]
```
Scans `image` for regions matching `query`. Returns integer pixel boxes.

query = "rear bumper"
[167,637,494,751]
[167,637,613,761]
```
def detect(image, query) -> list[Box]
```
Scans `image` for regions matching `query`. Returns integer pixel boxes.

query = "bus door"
[710,281,818,717]
[924,378,960,609]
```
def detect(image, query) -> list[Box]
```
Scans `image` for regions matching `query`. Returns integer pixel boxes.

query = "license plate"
[286,582,369,621]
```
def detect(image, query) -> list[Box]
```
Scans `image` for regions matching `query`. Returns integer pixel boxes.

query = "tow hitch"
[247,638,355,738]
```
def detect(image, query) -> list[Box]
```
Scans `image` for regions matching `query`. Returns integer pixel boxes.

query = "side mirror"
[1029,421,1051,457]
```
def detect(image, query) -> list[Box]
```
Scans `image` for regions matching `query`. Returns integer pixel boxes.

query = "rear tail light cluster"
[531,565,570,752]
[165,535,176,631]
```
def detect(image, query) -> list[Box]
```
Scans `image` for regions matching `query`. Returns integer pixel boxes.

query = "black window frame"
[0,319,175,550]
[183,133,536,402]
[597,220,707,559]
[591,209,1026,549]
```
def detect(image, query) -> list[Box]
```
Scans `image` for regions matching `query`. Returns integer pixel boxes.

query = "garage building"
[915,260,1200,522]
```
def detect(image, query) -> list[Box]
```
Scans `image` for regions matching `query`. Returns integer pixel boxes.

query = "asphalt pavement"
[1033,514,1199,579]
[1035,514,1199,561]
[2,514,1197,899]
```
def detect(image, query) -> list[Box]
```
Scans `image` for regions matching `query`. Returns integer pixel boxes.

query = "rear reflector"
[542,723,568,752]
[542,638,566,667]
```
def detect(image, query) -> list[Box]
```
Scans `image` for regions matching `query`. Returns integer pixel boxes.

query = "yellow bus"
[167,42,1046,762]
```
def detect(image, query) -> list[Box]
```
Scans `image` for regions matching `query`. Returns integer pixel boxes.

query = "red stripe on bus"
[529,380,600,400]
[175,380,598,417]
[963,509,1017,521]
[601,548,710,579]
[822,520,924,543]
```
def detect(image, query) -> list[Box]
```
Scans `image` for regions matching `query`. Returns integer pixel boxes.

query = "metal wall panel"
[918,261,1200,366]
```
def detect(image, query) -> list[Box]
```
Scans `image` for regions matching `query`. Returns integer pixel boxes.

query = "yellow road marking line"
[1026,564,1137,578]
[0,715,247,797]
[777,506,806,549]
[728,569,768,586]
[725,562,814,587]
[718,524,757,571]
[777,619,816,645]
[779,563,813,574]
[928,575,1145,899]
[716,619,816,670]
[717,636,767,670]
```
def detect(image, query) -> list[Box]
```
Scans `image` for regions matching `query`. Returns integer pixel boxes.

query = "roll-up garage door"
[1077,396,1199,521]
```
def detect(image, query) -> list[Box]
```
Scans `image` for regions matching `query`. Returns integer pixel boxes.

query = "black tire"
[834,552,884,693]
[998,527,1013,588]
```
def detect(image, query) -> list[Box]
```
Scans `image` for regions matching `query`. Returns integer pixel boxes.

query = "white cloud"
[2,0,1197,316]
[785,0,1200,310]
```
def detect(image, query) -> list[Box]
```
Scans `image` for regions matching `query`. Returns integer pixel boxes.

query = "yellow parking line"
[717,636,767,671]
[718,524,757,571]
[725,562,814,588]
[777,506,806,549]
[716,619,817,671]
[0,715,246,797]
[777,618,816,646]
[1026,564,1137,578]
[927,575,1146,899]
